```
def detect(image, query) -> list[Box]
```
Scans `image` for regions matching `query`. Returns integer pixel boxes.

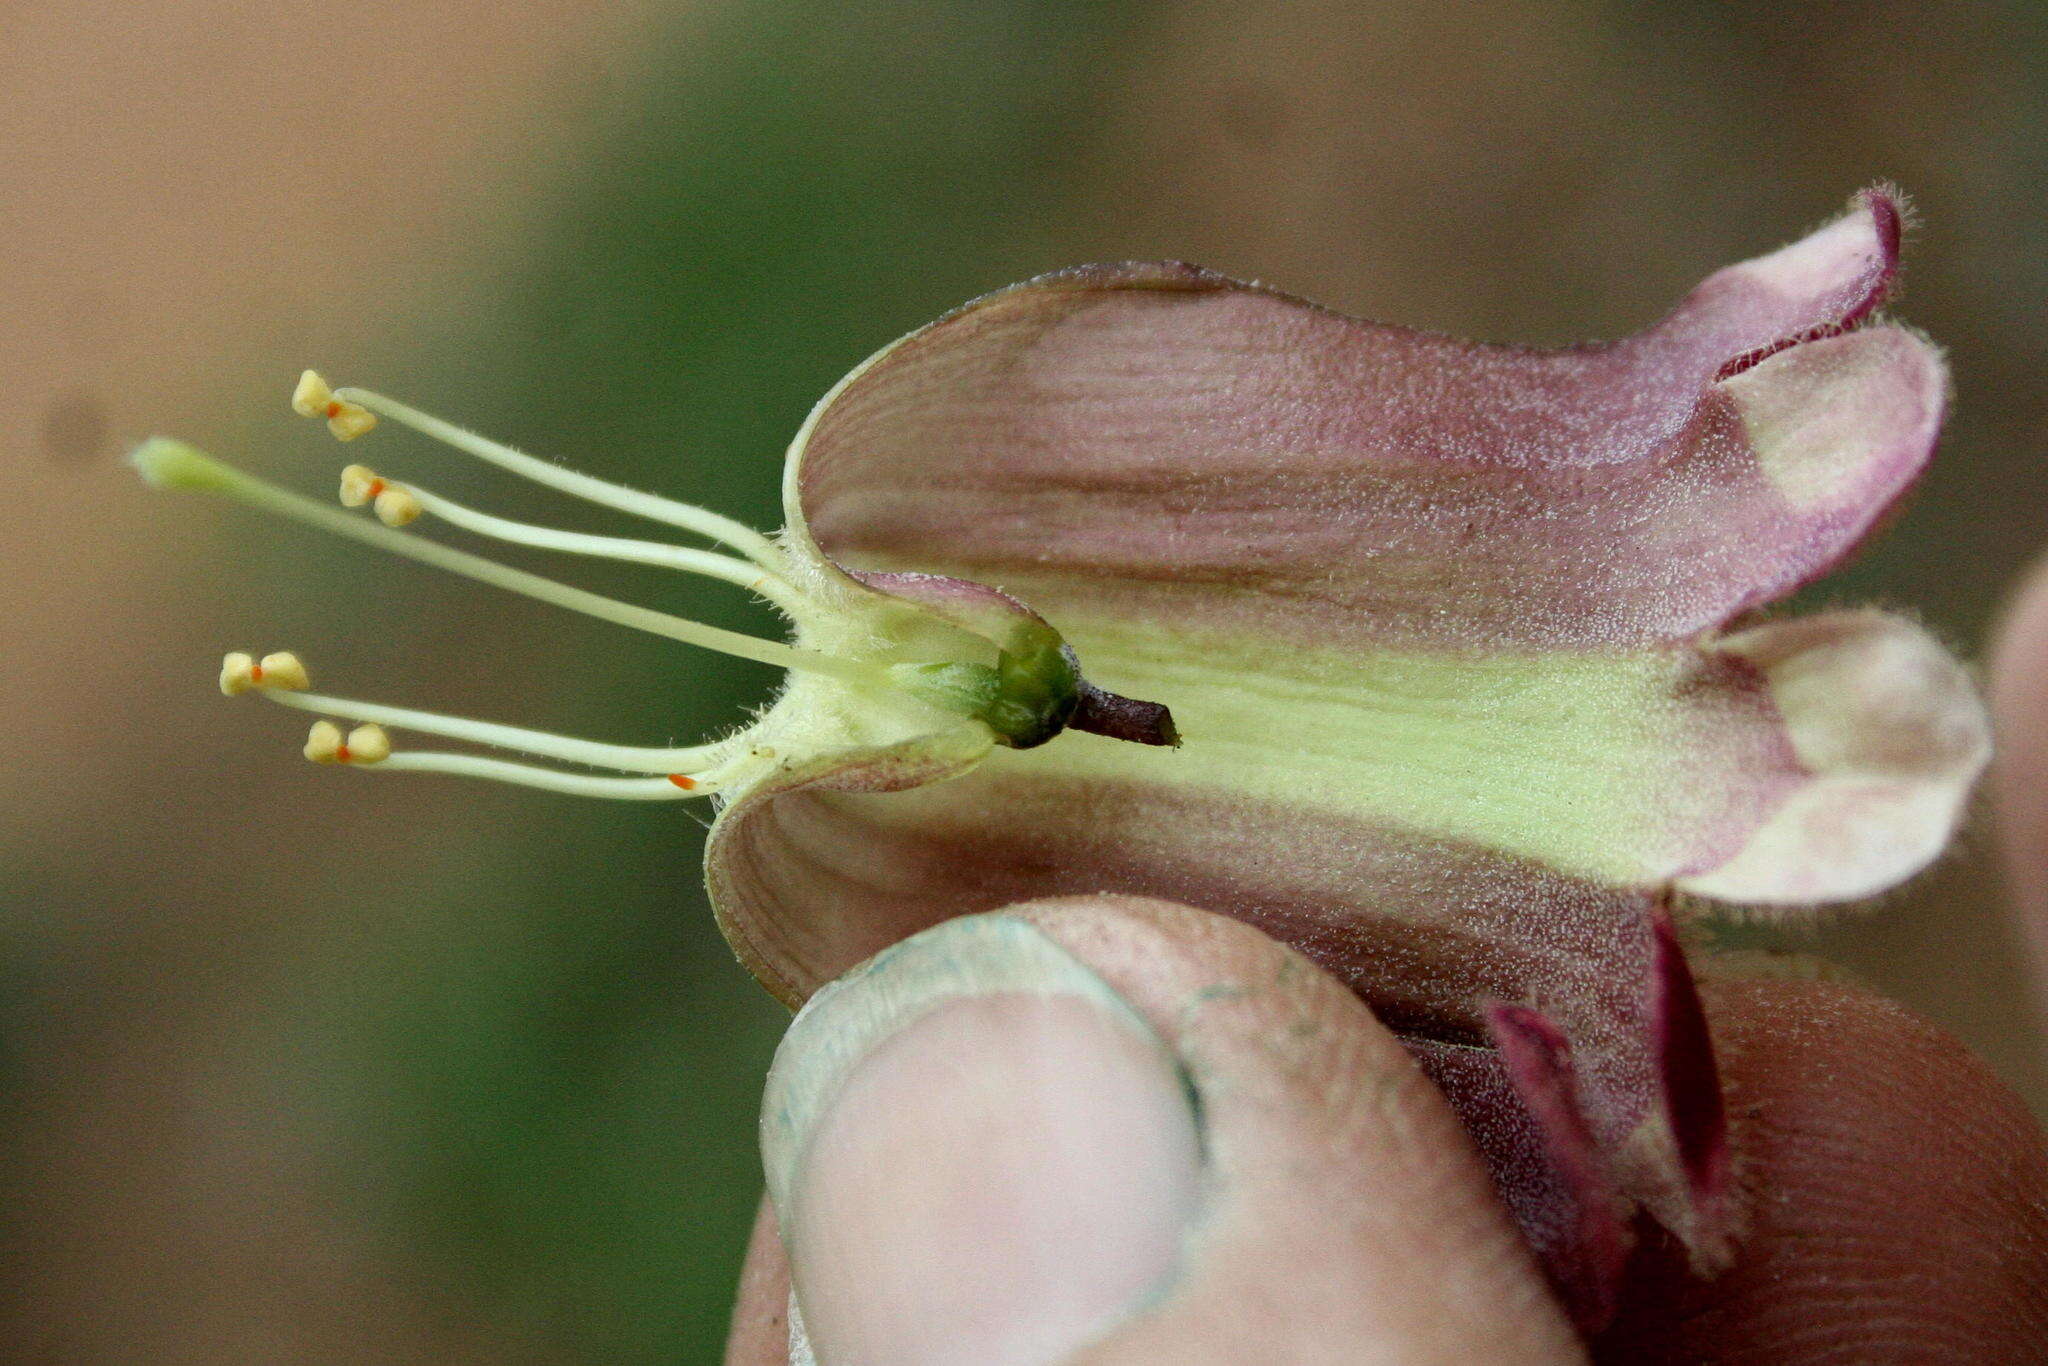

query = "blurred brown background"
[3,1,2043,1361]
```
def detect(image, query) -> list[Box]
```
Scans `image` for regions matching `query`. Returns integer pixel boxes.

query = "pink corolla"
[136,186,1985,1325]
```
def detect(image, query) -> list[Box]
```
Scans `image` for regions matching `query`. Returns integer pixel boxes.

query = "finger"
[735,895,1584,1365]
[1596,973,2048,1361]
[1990,553,2048,993]
[726,1197,794,1366]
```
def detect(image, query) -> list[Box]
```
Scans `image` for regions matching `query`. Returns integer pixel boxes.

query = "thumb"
[1992,554,2048,1004]
[732,895,1582,1365]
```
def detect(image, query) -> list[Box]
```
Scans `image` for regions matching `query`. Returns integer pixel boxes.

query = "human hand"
[724,579,2048,1365]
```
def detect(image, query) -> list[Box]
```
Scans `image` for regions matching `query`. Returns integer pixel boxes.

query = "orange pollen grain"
[249,663,264,683]
[667,774,696,790]
[335,745,352,764]
[325,401,344,419]
[366,479,386,498]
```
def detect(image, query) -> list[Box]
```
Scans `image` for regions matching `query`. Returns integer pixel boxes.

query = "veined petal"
[705,764,1666,1118]
[707,725,995,998]
[710,764,1646,1013]
[792,189,1926,651]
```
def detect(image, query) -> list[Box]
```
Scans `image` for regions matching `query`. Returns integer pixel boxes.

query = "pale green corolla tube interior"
[1024,614,1736,886]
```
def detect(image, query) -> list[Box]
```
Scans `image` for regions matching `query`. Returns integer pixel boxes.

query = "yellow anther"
[221,649,310,695]
[304,719,344,762]
[345,723,391,764]
[338,464,422,526]
[303,720,390,765]
[339,463,380,507]
[327,403,378,441]
[374,485,423,527]
[337,463,421,525]
[256,651,310,691]
[292,370,335,418]
[220,651,257,696]
[292,369,377,442]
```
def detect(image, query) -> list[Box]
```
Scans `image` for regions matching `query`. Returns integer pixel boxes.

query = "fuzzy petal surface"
[795,189,1927,652]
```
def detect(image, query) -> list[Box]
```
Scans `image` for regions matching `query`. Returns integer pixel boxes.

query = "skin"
[725,583,2048,1363]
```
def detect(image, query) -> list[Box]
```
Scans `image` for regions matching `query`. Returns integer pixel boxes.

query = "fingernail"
[761,914,1201,1366]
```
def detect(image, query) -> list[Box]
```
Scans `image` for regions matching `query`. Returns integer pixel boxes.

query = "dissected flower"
[135,186,1987,1326]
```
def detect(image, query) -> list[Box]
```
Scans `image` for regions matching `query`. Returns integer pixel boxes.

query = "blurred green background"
[4,0,2045,1360]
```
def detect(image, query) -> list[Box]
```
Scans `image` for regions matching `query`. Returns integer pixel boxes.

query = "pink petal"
[794,189,1929,651]
[714,761,1637,1013]
[707,731,994,1004]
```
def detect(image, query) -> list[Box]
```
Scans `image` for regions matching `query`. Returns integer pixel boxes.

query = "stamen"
[303,720,390,765]
[133,439,888,688]
[339,465,423,527]
[249,678,725,774]
[375,486,424,527]
[292,371,378,442]
[303,719,342,762]
[338,463,382,507]
[303,375,787,572]
[221,650,310,695]
[344,722,392,763]
[334,464,810,617]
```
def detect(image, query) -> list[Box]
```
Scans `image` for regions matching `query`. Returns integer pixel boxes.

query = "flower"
[135,185,1987,1326]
